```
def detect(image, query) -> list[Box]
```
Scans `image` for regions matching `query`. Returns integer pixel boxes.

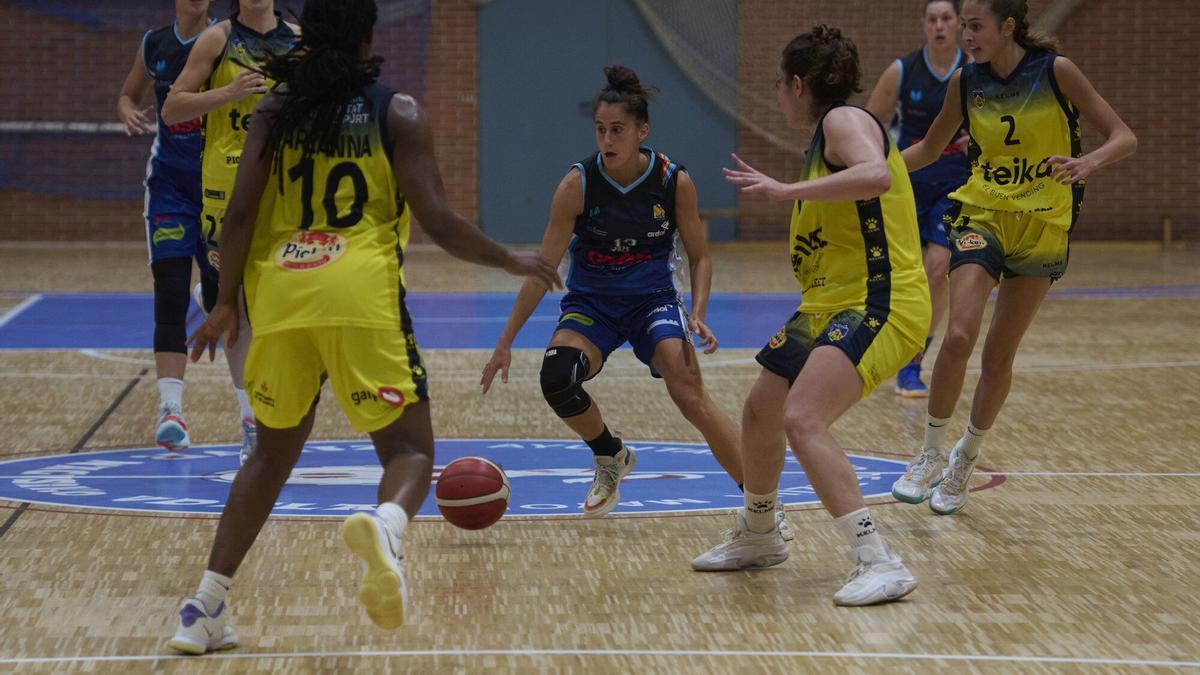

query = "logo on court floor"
[0,440,913,519]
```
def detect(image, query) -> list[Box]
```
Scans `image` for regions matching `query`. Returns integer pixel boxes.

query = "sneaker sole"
[897,389,929,399]
[342,513,405,629]
[692,552,789,572]
[156,426,189,451]
[582,451,637,518]
[929,499,965,515]
[834,576,918,606]
[166,634,237,655]
[891,473,944,504]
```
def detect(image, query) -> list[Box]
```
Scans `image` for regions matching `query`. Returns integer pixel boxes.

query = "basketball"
[435,457,510,530]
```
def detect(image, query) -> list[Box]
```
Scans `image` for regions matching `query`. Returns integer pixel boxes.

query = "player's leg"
[149,254,194,450]
[168,329,321,654]
[930,274,1051,515]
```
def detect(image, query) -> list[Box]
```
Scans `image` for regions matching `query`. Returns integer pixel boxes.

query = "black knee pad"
[539,347,592,418]
[151,257,192,354]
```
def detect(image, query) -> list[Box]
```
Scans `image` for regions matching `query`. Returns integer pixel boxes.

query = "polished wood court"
[1,242,1198,672]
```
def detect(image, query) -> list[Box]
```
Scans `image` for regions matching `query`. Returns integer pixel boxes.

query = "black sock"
[585,425,622,457]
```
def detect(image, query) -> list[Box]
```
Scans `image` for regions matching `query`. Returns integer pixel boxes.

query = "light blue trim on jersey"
[571,162,586,211]
[597,147,655,195]
[563,234,578,289]
[173,17,214,45]
[894,58,904,98]
[922,45,963,83]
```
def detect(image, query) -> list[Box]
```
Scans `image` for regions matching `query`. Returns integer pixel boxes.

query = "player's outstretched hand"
[227,69,268,102]
[689,315,719,354]
[480,346,512,395]
[187,302,238,362]
[504,251,562,290]
[1046,155,1096,185]
[723,153,790,200]
[120,105,155,136]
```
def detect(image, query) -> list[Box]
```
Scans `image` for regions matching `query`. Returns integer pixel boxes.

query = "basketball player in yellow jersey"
[893,0,1136,515]
[161,0,297,463]
[166,0,559,654]
[691,26,930,606]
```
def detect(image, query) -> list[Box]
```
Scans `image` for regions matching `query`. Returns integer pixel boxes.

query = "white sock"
[158,378,184,409]
[196,570,232,615]
[956,422,988,460]
[923,413,952,453]
[834,507,885,553]
[233,387,253,421]
[375,502,409,541]
[743,489,777,534]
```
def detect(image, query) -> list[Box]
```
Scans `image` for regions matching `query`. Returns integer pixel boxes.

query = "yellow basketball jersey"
[200,14,295,209]
[789,105,928,318]
[950,50,1084,230]
[244,84,412,335]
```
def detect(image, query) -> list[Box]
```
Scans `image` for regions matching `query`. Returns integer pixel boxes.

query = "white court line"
[0,294,43,330]
[0,647,1195,668]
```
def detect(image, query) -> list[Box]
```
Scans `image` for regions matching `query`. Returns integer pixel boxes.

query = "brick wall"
[735,0,1198,241]
[1,1,1194,242]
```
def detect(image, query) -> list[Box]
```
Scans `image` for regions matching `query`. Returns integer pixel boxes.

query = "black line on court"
[0,367,148,540]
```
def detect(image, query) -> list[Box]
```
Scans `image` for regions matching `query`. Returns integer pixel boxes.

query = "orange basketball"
[435,456,510,530]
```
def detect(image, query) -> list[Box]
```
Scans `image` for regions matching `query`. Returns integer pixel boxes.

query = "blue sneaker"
[894,362,928,398]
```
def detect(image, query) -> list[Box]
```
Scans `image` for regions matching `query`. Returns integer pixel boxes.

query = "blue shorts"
[912,177,962,250]
[144,211,213,273]
[555,289,690,377]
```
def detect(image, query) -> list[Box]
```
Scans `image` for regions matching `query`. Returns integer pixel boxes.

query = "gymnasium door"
[477,0,737,243]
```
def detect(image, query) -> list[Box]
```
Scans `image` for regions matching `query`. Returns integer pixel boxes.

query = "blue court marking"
[1,286,1196,350]
[0,439,912,518]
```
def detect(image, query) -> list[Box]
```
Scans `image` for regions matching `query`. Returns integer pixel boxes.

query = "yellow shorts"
[200,201,226,272]
[244,326,429,433]
[948,203,1070,281]
[756,301,928,399]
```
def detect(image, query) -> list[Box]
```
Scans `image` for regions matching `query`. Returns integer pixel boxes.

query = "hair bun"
[810,24,844,44]
[604,65,642,93]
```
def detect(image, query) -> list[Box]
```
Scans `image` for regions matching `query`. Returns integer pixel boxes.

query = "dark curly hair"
[592,65,655,124]
[781,25,862,114]
[260,0,383,167]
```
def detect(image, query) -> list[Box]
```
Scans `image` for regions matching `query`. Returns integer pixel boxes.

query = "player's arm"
[1046,56,1137,184]
[901,69,964,172]
[480,169,579,393]
[187,95,278,360]
[387,93,559,287]
[116,37,155,136]
[673,171,719,354]
[161,23,265,125]
[865,60,901,126]
[724,107,890,203]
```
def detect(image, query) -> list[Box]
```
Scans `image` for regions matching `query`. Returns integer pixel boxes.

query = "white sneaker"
[342,512,407,629]
[239,417,257,466]
[691,512,790,571]
[155,403,190,451]
[582,445,636,517]
[833,543,917,606]
[891,446,945,504]
[929,447,979,515]
[776,503,795,542]
[166,597,238,654]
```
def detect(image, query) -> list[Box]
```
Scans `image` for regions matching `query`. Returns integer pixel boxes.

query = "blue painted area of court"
[2,285,1197,350]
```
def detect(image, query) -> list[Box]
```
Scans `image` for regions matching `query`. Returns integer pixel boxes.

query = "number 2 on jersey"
[1000,115,1020,146]
[287,158,369,230]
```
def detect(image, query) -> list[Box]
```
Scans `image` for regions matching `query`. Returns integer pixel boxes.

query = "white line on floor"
[0,294,43,330]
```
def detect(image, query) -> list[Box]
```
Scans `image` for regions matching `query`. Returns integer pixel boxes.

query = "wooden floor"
[1,241,1199,673]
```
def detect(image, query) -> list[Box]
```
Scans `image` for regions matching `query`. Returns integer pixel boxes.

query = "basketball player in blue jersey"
[894,0,1136,513]
[116,0,217,451]
[867,0,969,398]
[162,0,298,464]
[481,67,791,532]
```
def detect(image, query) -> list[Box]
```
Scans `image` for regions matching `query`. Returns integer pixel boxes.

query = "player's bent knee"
[539,346,592,418]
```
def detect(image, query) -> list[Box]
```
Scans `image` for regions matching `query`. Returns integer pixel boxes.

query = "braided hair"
[781,25,862,113]
[970,0,1061,52]
[260,0,383,168]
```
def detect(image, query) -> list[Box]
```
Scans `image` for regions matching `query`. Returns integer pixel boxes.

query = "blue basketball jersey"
[141,20,212,217]
[565,148,685,296]
[894,46,969,187]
